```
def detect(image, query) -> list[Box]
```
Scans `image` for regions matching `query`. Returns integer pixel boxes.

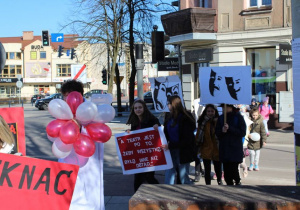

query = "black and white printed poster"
[199,66,252,105]
[149,75,183,112]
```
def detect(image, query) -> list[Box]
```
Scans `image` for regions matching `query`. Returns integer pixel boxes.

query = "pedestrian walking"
[247,107,267,171]
[259,96,274,137]
[249,98,258,110]
[216,104,246,185]
[162,95,196,185]
[195,104,222,185]
[126,99,160,192]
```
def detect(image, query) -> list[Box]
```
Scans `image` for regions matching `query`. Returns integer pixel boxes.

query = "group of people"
[126,95,274,191]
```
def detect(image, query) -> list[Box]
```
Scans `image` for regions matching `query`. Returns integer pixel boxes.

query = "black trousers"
[203,159,222,185]
[223,162,241,185]
[134,172,159,192]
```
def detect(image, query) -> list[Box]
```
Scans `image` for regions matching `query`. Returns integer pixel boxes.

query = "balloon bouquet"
[46,92,115,167]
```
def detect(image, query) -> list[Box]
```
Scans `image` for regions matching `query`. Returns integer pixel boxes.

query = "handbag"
[243,148,250,157]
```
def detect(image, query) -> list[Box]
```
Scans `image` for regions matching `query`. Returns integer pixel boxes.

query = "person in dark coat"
[162,95,196,184]
[126,99,160,192]
[216,104,246,185]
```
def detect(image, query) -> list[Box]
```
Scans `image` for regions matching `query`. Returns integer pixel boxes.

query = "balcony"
[161,8,217,37]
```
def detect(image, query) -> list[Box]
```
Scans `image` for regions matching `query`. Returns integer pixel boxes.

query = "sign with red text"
[0,153,79,210]
[115,127,172,175]
[0,107,26,155]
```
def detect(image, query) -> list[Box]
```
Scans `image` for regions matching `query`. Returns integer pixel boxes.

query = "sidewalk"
[104,115,295,210]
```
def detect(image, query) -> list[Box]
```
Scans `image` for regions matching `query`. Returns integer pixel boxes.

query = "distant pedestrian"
[162,95,196,185]
[126,99,160,192]
[259,97,274,137]
[216,104,246,185]
[247,107,267,171]
[195,104,222,185]
[249,98,258,110]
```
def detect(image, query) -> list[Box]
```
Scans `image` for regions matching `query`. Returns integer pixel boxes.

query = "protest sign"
[0,153,79,210]
[0,107,26,155]
[115,127,172,175]
[199,66,252,105]
[149,75,183,112]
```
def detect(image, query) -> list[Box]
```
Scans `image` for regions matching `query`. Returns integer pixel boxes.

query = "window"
[0,86,20,98]
[246,47,276,106]
[249,0,271,8]
[0,65,22,77]
[40,51,46,59]
[30,51,37,60]
[5,52,22,60]
[56,64,71,77]
[199,0,212,8]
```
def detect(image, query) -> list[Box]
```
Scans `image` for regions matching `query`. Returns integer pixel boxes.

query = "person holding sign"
[126,99,160,192]
[162,95,196,184]
[195,104,222,185]
[216,104,246,185]
[0,115,15,154]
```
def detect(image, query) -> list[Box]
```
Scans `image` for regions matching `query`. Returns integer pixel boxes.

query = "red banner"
[115,127,172,174]
[0,107,26,155]
[0,153,79,210]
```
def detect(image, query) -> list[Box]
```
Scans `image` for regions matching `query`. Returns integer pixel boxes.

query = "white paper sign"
[115,127,173,175]
[149,75,183,112]
[199,66,252,105]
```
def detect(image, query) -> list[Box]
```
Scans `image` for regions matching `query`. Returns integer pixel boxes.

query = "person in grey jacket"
[247,107,267,171]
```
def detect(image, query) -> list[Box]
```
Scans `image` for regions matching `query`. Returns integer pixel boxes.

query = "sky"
[0,0,74,37]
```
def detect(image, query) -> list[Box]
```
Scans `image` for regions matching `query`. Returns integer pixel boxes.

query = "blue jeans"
[164,149,191,184]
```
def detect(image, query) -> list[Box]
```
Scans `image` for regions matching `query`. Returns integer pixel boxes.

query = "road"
[22,103,296,198]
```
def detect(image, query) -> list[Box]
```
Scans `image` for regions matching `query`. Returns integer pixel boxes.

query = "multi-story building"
[162,0,293,129]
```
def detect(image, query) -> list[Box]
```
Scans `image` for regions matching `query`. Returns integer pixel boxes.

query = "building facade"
[162,0,293,129]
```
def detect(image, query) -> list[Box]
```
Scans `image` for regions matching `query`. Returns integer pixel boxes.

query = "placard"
[0,107,26,155]
[199,66,252,105]
[0,153,79,210]
[115,127,173,175]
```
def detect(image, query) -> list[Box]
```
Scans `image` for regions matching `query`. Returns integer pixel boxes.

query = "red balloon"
[46,119,68,138]
[74,134,96,157]
[86,123,112,143]
[66,91,84,115]
[59,120,80,144]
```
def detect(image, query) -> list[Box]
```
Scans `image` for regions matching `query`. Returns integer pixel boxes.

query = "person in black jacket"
[216,104,246,185]
[162,95,196,184]
[126,99,160,192]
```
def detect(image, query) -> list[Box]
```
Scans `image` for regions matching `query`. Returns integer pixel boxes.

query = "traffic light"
[58,45,64,58]
[151,30,170,63]
[42,30,50,46]
[102,69,107,85]
[71,48,76,60]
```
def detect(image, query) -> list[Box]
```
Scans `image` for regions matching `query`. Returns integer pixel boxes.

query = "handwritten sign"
[0,153,79,210]
[115,127,173,175]
[0,107,26,155]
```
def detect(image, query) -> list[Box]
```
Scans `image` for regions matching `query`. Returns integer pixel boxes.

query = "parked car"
[35,93,62,110]
[31,94,44,104]
[83,89,107,99]
[143,91,153,104]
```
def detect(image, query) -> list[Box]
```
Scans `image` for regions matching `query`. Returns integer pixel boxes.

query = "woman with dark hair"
[162,95,196,184]
[0,115,15,154]
[195,104,222,185]
[126,99,160,192]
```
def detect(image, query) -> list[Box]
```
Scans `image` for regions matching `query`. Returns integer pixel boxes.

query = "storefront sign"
[0,78,23,83]
[115,127,172,175]
[279,44,292,64]
[185,49,213,63]
[0,153,79,210]
[23,78,51,83]
[31,45,44,51]
[157,57,179,71]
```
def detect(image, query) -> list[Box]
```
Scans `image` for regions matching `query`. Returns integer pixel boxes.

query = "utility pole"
[135,44,145,100]
[291,0,300,185]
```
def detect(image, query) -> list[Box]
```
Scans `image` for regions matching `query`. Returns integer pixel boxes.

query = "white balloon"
[47,134,59,142]
[76,101,98,125]
[52,139,72,158]
[91,94,113,105]
[63,149,89,168]
[54,138,73,152]
[250,132,260,141]
[49,99,73,120]
[93,104,116,123]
